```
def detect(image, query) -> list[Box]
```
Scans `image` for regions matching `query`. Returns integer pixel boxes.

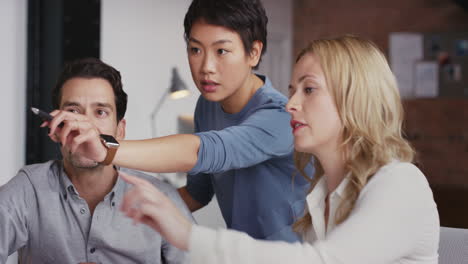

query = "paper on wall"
[414,61,439,98]
[389,33,424,98]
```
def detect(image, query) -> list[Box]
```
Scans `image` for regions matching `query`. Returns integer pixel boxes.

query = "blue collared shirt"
[186,75,312,242]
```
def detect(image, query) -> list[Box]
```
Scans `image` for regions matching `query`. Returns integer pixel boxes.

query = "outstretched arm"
[115,135,200,173]
[119,172,319,264]
[47,110,200,173]
[120,164,439,264]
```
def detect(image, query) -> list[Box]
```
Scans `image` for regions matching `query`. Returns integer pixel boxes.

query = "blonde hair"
[293,35,414,232]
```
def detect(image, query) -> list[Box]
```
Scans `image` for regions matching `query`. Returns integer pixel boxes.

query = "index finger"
[48,110,87,136]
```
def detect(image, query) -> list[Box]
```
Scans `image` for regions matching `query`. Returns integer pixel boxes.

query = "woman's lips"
[290,120,306,134]
[201,80,219,93]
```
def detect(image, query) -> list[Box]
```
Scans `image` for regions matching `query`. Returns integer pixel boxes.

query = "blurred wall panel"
[1,2,27,264]
[26,0,101,164]
[293,0,468,56]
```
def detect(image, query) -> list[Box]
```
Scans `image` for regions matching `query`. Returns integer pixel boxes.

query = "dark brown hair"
[52,57,127,122]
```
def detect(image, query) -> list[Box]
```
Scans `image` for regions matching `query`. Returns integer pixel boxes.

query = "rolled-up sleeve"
[188,108,293,175]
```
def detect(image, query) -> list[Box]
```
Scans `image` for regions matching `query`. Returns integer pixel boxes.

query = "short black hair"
[52,58,128,122]
[183,0,268,70]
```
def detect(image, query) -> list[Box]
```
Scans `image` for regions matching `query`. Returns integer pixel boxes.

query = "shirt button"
[80,208,86,214]
[111,202,115,207]
[90,247,96,253]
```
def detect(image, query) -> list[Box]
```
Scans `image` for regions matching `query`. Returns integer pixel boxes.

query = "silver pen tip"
[31,107,39,114]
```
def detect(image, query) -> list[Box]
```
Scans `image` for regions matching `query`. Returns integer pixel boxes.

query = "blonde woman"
[119,35,440,264]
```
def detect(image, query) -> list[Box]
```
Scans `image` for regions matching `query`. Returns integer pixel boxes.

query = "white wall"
[0,0,27,263]
[101,0,199,140]
[100,0,293,139]
[259,0,294,95]
[0,0,27,183]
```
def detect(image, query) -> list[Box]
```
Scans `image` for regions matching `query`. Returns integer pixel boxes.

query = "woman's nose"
[286,95,300,113]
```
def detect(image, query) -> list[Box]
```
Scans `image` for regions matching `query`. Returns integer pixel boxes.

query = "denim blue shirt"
[186,75,312,242]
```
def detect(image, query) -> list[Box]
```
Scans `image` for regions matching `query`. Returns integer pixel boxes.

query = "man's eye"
[97,110,108,117]
[67,109,79,114]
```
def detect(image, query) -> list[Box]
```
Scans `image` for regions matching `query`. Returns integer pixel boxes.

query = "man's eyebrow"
[93,102,113,109]
[61,102,114,110]
[61,101,81,108]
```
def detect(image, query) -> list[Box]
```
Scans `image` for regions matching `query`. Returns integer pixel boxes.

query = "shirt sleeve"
[155,178,194,264]
[184,99,216,206]
[188,163,439,264]
[185,173,214,206]
[0,170,33,262]
[188,108,293,175]
[162,237,190,264]
[189,225,325,264]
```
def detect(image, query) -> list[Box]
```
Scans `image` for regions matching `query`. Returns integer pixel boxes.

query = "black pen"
[31,107,64,128]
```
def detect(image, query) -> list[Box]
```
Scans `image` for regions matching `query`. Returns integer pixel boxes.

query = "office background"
[1,0,467,263]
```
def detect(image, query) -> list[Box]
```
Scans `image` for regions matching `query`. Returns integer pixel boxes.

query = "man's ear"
[248,40,263,68]
[116,119,126,140]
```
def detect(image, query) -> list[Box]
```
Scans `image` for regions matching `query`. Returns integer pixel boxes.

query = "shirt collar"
[219,74,271,119]
[305,173,351,239]
[111,167,126,207]
[306,176,327,208]
[333,174,350,200]
[57,162,123,207]
[306,173,351,208]
[56,161,75,200]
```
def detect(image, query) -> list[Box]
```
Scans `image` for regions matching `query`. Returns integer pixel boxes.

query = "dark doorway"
[26,0,101,164]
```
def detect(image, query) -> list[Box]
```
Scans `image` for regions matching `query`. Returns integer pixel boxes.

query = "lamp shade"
[150,67,190,137]
[169,67,190,99]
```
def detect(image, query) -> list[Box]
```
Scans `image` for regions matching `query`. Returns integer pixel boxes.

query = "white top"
[189,161,440,264]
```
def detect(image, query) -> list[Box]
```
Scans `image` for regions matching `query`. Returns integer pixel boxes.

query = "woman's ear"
[248,40,263,68]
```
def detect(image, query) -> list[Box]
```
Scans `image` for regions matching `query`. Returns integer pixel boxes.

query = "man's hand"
[120,172,193,251]
[44,110,107,163]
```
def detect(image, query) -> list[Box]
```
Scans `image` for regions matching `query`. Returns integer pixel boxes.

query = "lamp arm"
[150,89,169,137]
[151,89,169,118]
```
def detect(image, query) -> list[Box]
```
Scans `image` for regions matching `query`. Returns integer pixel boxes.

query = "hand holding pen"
[31,107,64,128]
[31,107,107,162]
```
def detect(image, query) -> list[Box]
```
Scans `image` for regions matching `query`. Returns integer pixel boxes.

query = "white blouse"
[188,161,440,264]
